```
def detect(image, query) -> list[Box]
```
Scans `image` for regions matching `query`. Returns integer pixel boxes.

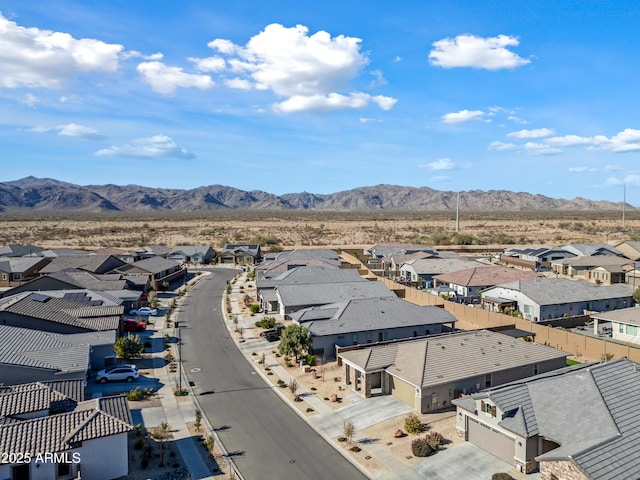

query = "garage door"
[468,417,515,464]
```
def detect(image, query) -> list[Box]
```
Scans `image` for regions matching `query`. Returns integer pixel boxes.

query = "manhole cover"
[190,367,201,373]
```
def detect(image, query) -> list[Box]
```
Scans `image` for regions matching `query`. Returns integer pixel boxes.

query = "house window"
[485,373,492,388]
[523,305,534,315]
[620,324,625,334]
[533,364,539,375]
[1,273,6,280]
[627,325,638,336]
[12,273,21,281]
[57,463,71,478]
[352,334,359,345]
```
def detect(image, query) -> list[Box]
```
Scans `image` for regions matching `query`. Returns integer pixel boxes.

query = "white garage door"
[468,417,515,464]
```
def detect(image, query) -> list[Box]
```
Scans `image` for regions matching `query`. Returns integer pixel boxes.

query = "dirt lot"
[1,210,638,250]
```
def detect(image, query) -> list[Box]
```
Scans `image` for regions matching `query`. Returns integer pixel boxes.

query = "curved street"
[178,268,369,480]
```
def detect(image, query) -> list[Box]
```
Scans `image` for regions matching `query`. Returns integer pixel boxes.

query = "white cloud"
[137,61,214,94]
[393,56,402,62]
[28,125,50,133]
[507,115,528,124]
[122,50,163,61]
[274,92,396,113]
[426,158,455,170]
[442,109,484,124]
[544,134,593,146]
[429,34,530,70]
[489,141,518,151]
[207,23,396,112]
[359,117,382,123]
[369,69,387,87]
[605,174,640,187]
[568,166,598,173]
[591,129,640,153]
[57,123,105,139]
[0,12,122,88]
[508,128,555,139]
[189,56,226,72]
[23,93,39,107]
[523,142,562,155]
[94,134,194,159]
[224,78,253,90]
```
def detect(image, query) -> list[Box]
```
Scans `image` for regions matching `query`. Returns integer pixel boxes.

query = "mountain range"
[0,177,632,212]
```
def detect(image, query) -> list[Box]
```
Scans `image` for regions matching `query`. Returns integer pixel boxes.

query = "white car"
[129,307,158,316]
[96,365,139,383]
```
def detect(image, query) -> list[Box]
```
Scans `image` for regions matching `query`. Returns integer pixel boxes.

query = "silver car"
[96,364,139,383]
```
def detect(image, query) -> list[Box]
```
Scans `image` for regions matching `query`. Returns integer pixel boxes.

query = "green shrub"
[127,387,154,401]
[255,316,277,329]
[250,304,260,314]
[305,354,316,366]
[404,413,424,435]
[337,436,347,442]
[411,437,432,457]
[424,431,444,451]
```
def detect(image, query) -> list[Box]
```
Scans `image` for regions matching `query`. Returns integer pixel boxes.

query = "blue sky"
[1,1,639,205]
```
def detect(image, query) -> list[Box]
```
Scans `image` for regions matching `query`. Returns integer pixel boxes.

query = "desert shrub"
[127,387,154,401]
[404,413,424,435]
[411,437,432,457]
[114,334,143,359]
[250,304,260,314]
[492,474,515,480]
[305,354,316,366]
[255,316,276,329]
[424,431,444,451]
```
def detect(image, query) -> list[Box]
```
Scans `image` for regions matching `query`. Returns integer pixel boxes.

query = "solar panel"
[31,293,50,302]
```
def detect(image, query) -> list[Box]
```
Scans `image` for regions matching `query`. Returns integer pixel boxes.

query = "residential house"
[255,248,341,280]
[381,251,439,280]
[561,243,624,258]
[219,244,263,265]
[400,257,483,288]
[480,278,634,321]
[365,243,440,277]
[585,264,628,285]
[0,244,44,257]
[93,247,144,263]
[1,269,133,298]
[0,257,51,288]
[292,296,457,359]
[550,255,631,279]
[433,266,541,303]
[168,245,216,265]
[257,266,368,313]
[0,381,133,480]
[627,266,640,289]
[113,257,185,290]
[339,330,567,413]
[275,280,395,316]
[501,246,574,270]
[614,240,640,261]
[0,290,123,333]
[40,254,127,276]
[453,359,640,478]
[141,244,172,259]
[591,306,640,345]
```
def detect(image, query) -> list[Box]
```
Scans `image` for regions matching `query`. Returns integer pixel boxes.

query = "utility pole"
[622,183,626,229]
[455,191,460,232]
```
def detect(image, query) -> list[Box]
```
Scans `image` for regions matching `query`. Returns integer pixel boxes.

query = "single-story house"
[590,306,640,345]
[0,325,93,384]
[255,248,341,280]
[399,257,484,288]
[291,296,457,359]
[113,257,185,290]
[0,256,51,287]
[551,255,631,278]
[141,244,172,259]
[0,381,133,480]
[0,244,44,257]
[339,330,567,413]
[275,280,395,316]
[433,266,541,303]
[561,243,625,258]
[219,244,262,265]
[39,254,127,276]
[93,247,144,263]
[453,358,640,478]
[480,278,635,321]
[0,290,124,333]
[585,264,628,285]
[257,266,368,313]
[614,240,640,261]
[167,245,216,264]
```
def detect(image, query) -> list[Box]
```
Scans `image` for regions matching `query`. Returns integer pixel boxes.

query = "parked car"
[260,325,285,342]
[123,318,147,332]
[96,365,139,383]
[129,307,158,316]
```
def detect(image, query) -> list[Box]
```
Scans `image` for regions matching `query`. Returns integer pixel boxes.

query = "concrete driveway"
[411,442,539,480]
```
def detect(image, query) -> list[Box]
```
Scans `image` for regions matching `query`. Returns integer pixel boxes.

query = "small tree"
[343,421,355,445]
[148,290,158,308]
[278,324,312,362]
[404,413,424,435]
[114,333,144,359]
[288,379,299,400]
[194,409,202,432]
[152,422,170,466]
[601,353,615,361]
[633,286,640,306]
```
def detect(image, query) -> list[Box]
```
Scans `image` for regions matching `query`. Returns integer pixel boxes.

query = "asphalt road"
[178,269,369,480]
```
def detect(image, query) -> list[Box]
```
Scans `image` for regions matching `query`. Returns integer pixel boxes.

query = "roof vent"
[32,293,50,302]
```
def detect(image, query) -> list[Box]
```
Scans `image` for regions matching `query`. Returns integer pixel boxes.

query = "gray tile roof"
[562,243,624,257]
[221,244,261,257]
[257,266,365,289]
[0,257,48,273]
[40,254,125,274]
[293,297,456,337]
[119,256,181,274]
[490,278,634,305]
[0,380,85,416]
[460,359,640,480]
[47,270,130,291]
[434,266,540,287]
[75,395,133,426]
[591,306,640,325]
[341,330,567,389]
[277,280,395,310]
[0,244,44,257]
[0,325,91,373]
[403,257,483,275]
[0,409,132,455]
[0,291,123,331]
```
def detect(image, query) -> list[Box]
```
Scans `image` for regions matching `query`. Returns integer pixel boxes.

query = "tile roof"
[340,330,567,389]
[293,297,456,337]
[0,380,85,417]
[403,257,484,275]
[257,266,365,289]
[0,257,48,273]
[40,254,125,274]
[489,278,634,305]
[47,270,130,291]
[0,291,122,331]
[277,280,395,310]
[0,325,92,373]
[591,306,640,325]
[459,359,640,480]
[119,256,181,274]
[434,266,541,287]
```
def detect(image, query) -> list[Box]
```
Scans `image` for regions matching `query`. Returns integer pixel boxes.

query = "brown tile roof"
[434,265,541,287]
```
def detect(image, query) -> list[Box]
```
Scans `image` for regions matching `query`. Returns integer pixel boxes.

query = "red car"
[123,318,147,332]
